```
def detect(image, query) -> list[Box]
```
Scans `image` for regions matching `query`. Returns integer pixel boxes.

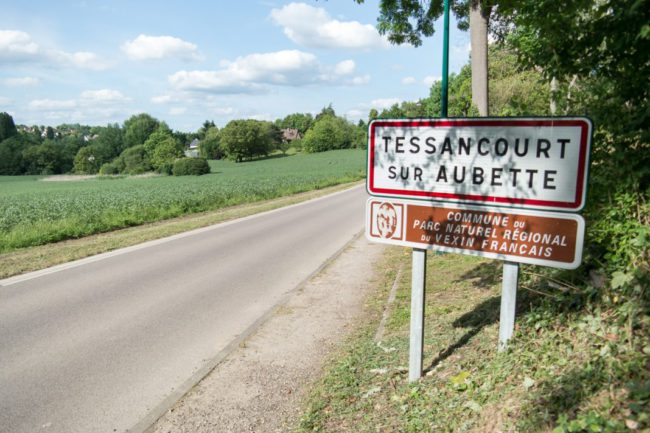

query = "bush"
[172,157,211,176]
[99,162,119,175]
[119,145,151,174]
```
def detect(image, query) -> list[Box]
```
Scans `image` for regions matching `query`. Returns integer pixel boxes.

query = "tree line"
[0,105,369,176]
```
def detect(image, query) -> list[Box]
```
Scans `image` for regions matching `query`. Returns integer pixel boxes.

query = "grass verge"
[299,249,649,433]
[0,182,359,279]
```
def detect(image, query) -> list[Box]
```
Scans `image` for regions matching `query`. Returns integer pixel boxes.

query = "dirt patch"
[146,236,385,433]
[40,174,98,181]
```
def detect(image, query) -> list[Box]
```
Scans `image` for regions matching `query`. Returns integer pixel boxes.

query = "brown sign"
[366,198,585,269]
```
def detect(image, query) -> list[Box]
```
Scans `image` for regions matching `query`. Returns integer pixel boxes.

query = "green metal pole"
[441,0,450,117]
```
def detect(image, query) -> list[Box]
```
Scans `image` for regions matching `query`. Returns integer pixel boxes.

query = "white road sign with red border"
[367,117,592,211]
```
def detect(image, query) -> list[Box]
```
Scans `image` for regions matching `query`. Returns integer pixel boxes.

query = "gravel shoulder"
[146,235,385,433]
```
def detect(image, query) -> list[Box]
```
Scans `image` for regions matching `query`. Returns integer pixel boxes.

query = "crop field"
[0,149,366,253]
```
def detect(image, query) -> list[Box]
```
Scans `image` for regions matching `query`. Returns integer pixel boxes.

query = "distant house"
[281,128,301,143]
[185,138,200,158]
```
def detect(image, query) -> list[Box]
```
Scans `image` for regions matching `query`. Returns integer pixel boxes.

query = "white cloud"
[122,34,203,61]
[345,109,364,120]
[29,99,77,110]
[0,29,108,70]
[212,106,236,116]
[169,107,187,116]
[248,113,272,121]
[423,75,441,87]
[151,94,173,104]
[29,89,130,112]
[334,59,355,76]
[0,30,40,60]
[79,89,131,103]
[4,76,40,87]
[57,51,110,70]
[270,3,388,50]
[347,97,402,121]
[0,96,13,104]
[26,89,133,124]
[169,49,361,94]
[402,76,416,85]
[370,98,401,110]
[219,49,320,83]
[169,70,264,94]
[349,74,370,85]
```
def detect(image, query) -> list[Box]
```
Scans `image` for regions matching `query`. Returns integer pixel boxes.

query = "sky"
[0,0,470,132]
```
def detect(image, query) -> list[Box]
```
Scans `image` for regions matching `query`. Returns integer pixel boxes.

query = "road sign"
[367,117,592,211]
[366,197,585,269]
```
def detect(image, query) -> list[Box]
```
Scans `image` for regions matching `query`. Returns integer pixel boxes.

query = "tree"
[355,0,493,114]
[352,123,368,149]
[302,115,355,153]
[261,121,283,152]
[376,103,405,119]
[143,129,184,173]
[0,112,18,141]
[315,104,337,122]
[73,146,100,174]
[495,0,650,279]
[423,64,479,117]
[29,125,42,143]
[487,44,550,116]
[276,113,314,135]
[197,120,216,140]
[220,119,272,162]
[22,140,65,174]
[496,0,649,140]
[469,0,491,114]
[45,126,56,140]
[0,135,27,174]
[94,123,125,158]
[401,101,427,118]
[60,134,85,173]
[200,126,222,159]
[123,113,160,148]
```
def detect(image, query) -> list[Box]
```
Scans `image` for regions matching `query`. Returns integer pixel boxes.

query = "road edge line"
[0,184,364,287]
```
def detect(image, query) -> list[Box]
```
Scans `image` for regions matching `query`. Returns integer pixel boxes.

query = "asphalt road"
[0,185,367,433]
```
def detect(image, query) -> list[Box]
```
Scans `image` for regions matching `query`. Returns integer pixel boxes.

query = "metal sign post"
[408,0,450,383]
[409,249,426,382]
[499,262,519,351]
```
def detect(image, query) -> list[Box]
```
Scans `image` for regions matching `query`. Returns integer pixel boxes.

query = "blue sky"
[0,0,470,132]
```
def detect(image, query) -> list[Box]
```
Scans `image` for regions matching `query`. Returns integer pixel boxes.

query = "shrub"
[99,162,119,175]
[119,145,151,174]
[172,157,211,176]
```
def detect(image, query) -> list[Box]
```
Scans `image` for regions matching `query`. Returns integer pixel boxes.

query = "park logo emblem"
[369,201,404,241]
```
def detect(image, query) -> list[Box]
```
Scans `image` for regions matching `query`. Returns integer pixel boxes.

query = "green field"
[0,149,366,253]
